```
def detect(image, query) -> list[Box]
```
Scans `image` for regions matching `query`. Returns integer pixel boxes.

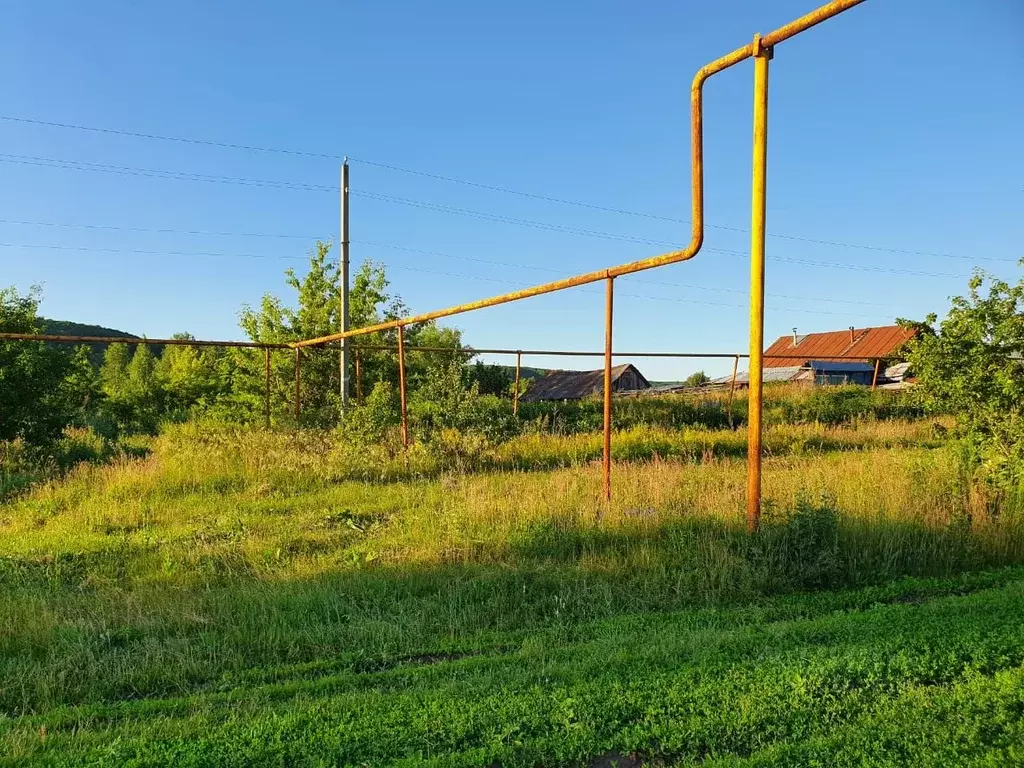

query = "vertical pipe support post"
[513,351,522,416]
[603,275,615,503]
[727,354,740,426]
[264,347,271,429]
[747,35,772,533]
[397,325,409,449]
[355,349,363,405]
[294,346,302,424]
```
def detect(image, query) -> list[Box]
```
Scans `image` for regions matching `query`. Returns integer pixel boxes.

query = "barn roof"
[764,325,915,368]
[520,363,649,402]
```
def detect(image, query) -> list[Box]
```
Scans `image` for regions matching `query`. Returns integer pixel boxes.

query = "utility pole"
[339,159,351,409]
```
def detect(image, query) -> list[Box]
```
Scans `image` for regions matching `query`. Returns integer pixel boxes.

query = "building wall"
[613,369,649,393]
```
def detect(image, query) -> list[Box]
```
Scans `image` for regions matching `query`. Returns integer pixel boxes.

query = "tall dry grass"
[2,420,1023,715]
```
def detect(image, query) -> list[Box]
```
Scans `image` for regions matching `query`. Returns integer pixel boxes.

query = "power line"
[0,206,975,282]
[0,115,340,160]
[0,218,318,241]
[1,115,1014,266]
[354,240,894,308]
[0,153,335,192]
[0,241,878,319]
[352,190,708,249]
[0,214,908,306]
[351,157,1014,265]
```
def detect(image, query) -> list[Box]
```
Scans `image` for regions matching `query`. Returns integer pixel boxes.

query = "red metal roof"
[763,325,915,368]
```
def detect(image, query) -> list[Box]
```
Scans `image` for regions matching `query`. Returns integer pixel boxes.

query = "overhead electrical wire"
[352,240,895,308]
[0,240,877,319]
[0,115,340,160]
[0,155,999,280]
[0,214,973,288]
[0,216,889,307]
[0,115,1012,266]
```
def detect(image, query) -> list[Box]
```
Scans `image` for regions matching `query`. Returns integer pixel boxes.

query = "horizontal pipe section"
[0,333,290,349]
[0,335,895,363]
[345,343,893,362]
[761,0,866,46]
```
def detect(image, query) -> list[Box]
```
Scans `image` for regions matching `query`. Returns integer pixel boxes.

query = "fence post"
[871,358,881,390]
[264,347,271,429]
[603,275,615,503]
[727,354,739,426]
[397,325,409,449]
[355,349,363,405]
[294,347,302,424]
[513,350,522,416]
[746,35,772,534]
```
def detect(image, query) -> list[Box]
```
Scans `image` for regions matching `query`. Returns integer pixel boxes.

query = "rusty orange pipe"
[602,276,615,502]
[355,349,363,405]
[294,347,302,423]
[513,351,522,416]
[761,0,866,46]
[265,347,272,429]
[397,325,409,449]
[727,354,740,425]
[294,1,865,352]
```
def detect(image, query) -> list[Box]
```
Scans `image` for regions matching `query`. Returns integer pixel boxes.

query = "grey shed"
[520,363,651,402]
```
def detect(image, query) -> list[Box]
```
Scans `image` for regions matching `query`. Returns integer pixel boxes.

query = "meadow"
[2,389,1023,766]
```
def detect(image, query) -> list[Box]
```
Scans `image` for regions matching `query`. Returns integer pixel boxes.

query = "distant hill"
[490,364,547,381]
[38,319,143,364]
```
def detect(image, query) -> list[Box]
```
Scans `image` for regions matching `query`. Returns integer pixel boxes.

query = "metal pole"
[355,349,363,405]
[397,325,409,449]
[339,160,351,410]
[264,347,271,429]
[603,276,615,502]
[294,347,302,424]
[727,354,740,426]
[747,36,771,534]
[871,358,881,390]
[513,351,522,416]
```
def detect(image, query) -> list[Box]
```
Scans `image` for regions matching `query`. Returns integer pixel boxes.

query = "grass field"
[2,417,1024,766]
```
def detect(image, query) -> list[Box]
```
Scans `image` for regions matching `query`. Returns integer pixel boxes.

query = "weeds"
[2,405,1022,765]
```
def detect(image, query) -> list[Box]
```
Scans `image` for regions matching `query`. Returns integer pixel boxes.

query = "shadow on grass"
[3,498,1023,717]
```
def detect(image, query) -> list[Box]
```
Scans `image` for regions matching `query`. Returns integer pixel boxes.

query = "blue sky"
[1,0,1021,380]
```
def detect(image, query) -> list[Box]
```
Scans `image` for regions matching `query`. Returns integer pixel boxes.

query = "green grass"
[2,421,1024,765]
[4,572,1024,765]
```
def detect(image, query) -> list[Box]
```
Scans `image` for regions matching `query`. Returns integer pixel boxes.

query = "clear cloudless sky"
[1,0,1022,380]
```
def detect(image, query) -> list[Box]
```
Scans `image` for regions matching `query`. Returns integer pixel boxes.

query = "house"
[519,363,651,402]
[711,325,916,388]
[764,325,916,369]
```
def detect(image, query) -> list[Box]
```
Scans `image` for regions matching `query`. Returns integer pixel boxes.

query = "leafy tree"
[467,361,513,397]
[231,242,467,426]
[684,370,710,388]
[100,343,132,398]
[0,286,85,444]
[900,268,1024,506]
[128,344,158,398]
[156,334,222,414]
[63,345,103,426]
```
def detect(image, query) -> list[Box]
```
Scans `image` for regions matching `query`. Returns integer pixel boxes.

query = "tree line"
[0,242,514,444]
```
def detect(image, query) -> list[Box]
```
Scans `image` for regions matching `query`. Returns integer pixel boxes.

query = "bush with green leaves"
[0,286,97,445]
[901,268,1024,508]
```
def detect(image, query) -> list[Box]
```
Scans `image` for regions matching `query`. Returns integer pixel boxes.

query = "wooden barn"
[520,363,650,403]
